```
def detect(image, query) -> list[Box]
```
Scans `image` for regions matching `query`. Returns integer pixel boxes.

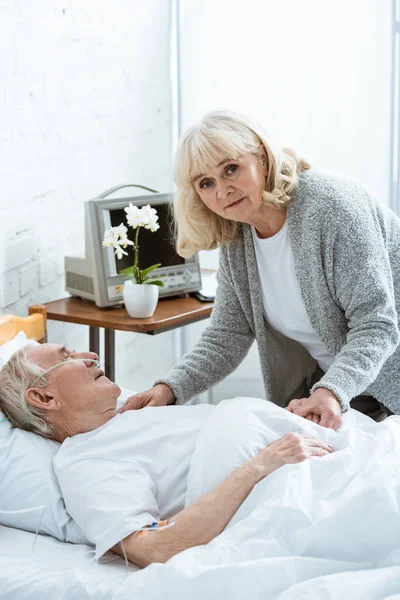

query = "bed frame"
[0,305,47,345]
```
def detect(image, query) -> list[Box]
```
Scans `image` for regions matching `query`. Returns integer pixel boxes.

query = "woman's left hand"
[286,388,342,430]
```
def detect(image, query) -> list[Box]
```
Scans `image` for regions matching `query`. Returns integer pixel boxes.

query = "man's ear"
[260,147,268,174]
[25,388,61,412]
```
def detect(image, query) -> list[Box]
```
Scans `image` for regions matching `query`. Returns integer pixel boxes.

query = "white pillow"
[0,332,135,543]
[0,420,88,543]
[0,330,38,369]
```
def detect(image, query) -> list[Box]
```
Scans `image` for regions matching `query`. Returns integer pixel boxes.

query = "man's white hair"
[0,347,55,438]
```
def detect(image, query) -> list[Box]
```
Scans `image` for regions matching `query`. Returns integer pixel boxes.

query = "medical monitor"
[65,188,202,307]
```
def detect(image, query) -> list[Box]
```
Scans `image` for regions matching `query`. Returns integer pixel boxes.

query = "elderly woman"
[121,110,400,427]
[0,342,331,568]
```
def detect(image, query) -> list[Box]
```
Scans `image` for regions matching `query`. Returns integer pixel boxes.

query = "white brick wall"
[0,0,177,392]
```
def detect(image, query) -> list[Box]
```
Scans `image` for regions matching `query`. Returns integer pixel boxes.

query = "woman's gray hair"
[173,110,311,257]
[0,347,55,438]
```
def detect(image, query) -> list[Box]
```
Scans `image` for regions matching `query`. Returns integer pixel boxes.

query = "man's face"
[26,344,120,428]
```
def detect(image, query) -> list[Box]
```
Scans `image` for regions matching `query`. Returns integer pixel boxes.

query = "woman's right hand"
[118,384,175,412]
[251,432,332,480]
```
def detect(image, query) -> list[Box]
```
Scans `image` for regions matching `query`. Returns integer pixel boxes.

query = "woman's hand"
[286,388,342,430]
[118,384,175,412]
[251,432,332,479]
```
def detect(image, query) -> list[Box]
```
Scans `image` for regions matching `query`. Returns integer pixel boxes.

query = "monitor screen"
[109,203,184,274]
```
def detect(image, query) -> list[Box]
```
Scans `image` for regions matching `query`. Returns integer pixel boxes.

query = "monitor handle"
[98,184,159,198]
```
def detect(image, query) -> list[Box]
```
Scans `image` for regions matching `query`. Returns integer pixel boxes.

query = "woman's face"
[192,151,267,223]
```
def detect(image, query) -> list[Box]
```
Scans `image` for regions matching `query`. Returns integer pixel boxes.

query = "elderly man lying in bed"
[0,343,333,568]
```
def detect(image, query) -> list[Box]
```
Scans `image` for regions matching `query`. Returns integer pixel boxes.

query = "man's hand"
[118,384,175,413]
[251,431,332,478]
[286,388,342,430]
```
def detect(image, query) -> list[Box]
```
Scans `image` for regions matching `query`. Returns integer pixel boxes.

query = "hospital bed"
[0,308,137,599]
[3,310,400,600]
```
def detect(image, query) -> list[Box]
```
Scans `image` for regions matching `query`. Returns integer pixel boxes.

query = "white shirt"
[251,222,334,373]
[54,404,214,558]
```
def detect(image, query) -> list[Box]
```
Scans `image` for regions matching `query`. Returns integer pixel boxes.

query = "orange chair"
[0,305,47,346]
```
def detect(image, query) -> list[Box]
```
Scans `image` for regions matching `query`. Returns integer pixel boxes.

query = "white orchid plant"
[102,203,164,286]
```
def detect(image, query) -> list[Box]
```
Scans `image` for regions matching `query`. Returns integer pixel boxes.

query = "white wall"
[0,0,176,392]
[179,0,393,403]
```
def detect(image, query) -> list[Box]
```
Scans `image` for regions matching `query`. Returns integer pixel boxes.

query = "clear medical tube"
[31,358,101,387]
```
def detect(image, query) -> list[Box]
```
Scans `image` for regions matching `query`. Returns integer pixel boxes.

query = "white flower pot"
[123,281,159,318]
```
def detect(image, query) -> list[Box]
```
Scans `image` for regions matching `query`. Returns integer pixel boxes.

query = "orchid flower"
[102,207,164,286]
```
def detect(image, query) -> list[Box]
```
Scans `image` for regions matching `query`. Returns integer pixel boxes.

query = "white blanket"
[113,398,400,600]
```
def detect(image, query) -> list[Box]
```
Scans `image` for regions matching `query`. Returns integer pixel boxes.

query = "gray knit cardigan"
[158,169,400,413]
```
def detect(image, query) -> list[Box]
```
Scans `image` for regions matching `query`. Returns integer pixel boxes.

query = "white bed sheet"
[112,400,400,600]
[3,392,400,600]
[0,525,137,600]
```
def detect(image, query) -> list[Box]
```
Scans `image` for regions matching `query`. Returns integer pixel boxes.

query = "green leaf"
[140,263,161,278]
[120,266,134,276]
[143,279,165,287]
